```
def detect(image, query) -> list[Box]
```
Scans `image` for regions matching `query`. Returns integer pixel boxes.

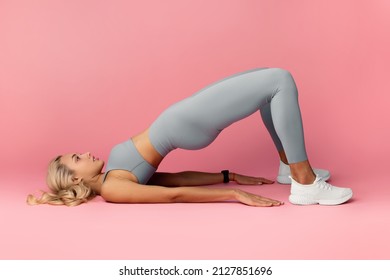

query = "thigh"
[149,67,279,155]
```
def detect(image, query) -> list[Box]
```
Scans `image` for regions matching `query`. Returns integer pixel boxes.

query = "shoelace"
[316,176,333,190]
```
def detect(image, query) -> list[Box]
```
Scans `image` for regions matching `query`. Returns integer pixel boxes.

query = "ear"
[72,176,82,184]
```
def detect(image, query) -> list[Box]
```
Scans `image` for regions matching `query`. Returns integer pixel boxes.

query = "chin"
[98,160,105,168]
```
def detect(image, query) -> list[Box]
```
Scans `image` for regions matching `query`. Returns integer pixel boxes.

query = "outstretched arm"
[147,171,274,187]
[101,178,282,207]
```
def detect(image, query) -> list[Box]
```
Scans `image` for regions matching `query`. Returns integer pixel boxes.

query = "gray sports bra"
[102,139,157,184]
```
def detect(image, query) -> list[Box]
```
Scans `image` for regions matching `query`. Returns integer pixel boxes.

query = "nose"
[83,152,91,158]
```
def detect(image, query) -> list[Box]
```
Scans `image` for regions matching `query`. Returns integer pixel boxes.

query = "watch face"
[222,170,229,183]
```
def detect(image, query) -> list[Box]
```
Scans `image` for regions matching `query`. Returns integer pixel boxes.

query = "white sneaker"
[277,160,330,184]
[289,175,353,205]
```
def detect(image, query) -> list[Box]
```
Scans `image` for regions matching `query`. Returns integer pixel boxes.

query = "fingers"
[260,197,284,206]
[246,194,284,207]
[251,200,283,207]
[252,177,274,185]
[257,193,284,206]
[247,178,274,185]
[236,189,280,207]
[253,199,282,206]
[259,177,274,184]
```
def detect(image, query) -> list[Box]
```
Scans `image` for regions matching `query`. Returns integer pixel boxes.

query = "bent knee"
[269,67,294,80]
[266,68,298,97]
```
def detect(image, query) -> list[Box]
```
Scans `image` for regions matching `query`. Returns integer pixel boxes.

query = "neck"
[86,173,105,194]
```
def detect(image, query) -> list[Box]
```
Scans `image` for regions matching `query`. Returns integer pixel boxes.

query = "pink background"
[1,0,389,259]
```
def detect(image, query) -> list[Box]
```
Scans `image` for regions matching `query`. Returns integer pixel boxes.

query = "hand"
[232,173,275,185]
[234,189,284,207]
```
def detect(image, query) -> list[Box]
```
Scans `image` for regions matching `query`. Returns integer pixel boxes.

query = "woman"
[27,67,353,207]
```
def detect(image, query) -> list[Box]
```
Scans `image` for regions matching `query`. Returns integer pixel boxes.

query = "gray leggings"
[149,67,308,164]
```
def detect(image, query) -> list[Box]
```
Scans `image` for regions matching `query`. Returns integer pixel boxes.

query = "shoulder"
[101,177,139,203]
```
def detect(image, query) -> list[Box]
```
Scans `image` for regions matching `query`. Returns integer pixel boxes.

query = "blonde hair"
[27,155,96,206]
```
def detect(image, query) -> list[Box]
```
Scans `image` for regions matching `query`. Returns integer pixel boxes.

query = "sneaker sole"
[277,173,331,184]
[289,191,353,206]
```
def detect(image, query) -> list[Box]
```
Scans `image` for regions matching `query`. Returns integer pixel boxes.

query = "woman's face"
[61,152,104,181]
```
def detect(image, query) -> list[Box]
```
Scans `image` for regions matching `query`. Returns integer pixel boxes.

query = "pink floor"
[1,157,389,260]
[1,0,390,261]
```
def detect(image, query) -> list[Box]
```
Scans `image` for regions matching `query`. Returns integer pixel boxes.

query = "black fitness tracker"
[221,170,229,183]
